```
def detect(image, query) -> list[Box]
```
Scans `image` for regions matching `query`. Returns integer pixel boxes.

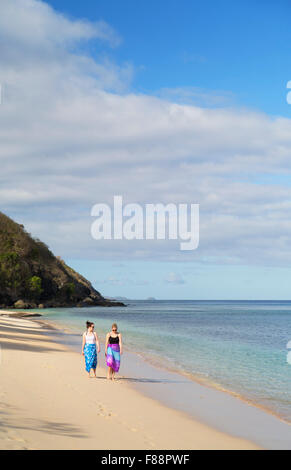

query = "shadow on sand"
[0,403,87,439]
[0,340,63,354]
[88,375,187,384]
[116,376,187,384]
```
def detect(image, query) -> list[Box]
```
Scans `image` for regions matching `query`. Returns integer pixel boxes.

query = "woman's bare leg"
[107,367,112,380]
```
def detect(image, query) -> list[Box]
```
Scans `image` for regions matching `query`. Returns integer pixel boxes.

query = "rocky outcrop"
[0,212,125,309]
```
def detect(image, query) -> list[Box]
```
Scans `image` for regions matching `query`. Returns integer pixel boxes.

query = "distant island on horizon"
[108,296,157,301]
[0,212,125,309]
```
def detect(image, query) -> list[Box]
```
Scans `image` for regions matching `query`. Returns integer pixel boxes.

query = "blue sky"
[47,0,291,116]
[2,0,291,300]
[65,259,291,301]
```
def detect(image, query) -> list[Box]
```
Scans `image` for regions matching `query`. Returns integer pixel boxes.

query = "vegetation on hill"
[0,212,124,308]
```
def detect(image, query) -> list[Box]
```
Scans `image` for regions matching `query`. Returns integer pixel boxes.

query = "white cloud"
[95,276,149,286]
[156,86,235,107]
[164,272,185,285]
[1,0,291,267]
[0,0,121,50]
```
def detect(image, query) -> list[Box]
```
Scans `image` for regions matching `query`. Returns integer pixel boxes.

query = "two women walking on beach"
[82,321,122,380]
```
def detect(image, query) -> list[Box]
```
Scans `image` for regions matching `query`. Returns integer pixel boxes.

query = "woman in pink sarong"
[105,323,122,380]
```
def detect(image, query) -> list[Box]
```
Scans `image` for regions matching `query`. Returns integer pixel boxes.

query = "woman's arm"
[81,333,86,355]
[105,333,109,356]
[95,332,100,353]
[119,333,123,355]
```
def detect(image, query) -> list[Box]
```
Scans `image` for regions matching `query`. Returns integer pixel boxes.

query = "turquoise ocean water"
[38,300,291,422]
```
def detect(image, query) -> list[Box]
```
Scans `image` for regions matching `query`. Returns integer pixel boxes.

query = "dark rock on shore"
[0,212,125,309]
[0,312,43,318]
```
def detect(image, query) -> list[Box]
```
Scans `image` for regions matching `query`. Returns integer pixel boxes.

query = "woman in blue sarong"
[105,323,123,381]
[82,321,100,377]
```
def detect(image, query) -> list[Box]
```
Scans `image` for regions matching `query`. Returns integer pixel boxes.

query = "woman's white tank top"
[85,332,96,344]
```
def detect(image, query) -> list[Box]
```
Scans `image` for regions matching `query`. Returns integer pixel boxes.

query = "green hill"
[0,212,124,309]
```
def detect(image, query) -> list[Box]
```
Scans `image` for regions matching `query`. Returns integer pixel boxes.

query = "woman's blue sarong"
[84,343,97,372]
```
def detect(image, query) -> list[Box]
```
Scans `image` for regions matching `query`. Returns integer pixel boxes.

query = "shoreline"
[33,314,291,449]
[0,313,260,450]
[134,352,291,426]
[19,309,289,427]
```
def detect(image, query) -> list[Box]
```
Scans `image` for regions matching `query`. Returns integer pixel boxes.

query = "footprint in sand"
[96,403,117,419]
[144,440,156,449]
[93,397,117,417]
[96,405,107,417]
[120,421,139,433]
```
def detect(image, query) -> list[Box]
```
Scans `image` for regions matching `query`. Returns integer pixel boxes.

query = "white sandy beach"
[0,313,261,450]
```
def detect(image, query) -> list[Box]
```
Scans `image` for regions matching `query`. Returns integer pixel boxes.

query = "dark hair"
[86,321,94,329]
